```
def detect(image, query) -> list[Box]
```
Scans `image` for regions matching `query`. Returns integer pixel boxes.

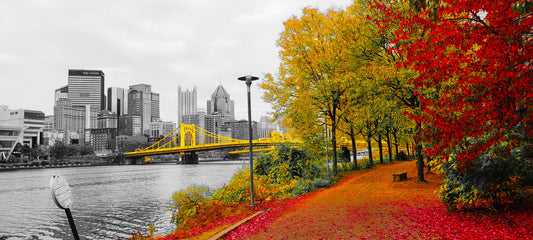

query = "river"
[0,160,246,240]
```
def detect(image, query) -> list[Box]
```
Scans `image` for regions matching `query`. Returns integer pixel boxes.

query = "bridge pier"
[121,157,145,165]
[178,152,198,164]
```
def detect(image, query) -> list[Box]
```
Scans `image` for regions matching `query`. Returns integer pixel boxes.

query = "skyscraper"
[177,86,197,126]
[53,99,99,144]
[151,92,160,121]
[52,69,104,144]
[107,87,128,116]
[207,85,234,121]
[55,85,68,103]
[67,69,105,110]
[128,84,160,136]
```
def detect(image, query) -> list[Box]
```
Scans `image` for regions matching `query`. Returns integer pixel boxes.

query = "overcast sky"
[0,0,352,122]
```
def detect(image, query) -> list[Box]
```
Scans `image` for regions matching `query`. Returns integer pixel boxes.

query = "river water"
[0,161,246,240]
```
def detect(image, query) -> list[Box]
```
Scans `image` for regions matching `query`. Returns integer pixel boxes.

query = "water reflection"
[0,161,245,239]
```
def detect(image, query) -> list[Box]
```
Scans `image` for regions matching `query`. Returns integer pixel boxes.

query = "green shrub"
[254,143,323,183]
[439,142,533,211]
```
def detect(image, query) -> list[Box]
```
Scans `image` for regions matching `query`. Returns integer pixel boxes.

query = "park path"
[228,161,443,239]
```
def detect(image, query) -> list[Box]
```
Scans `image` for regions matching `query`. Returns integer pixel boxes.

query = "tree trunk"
[350,127,358,170]
[427,156,432,174]
[331,119,338,177]
[386,127,393,163]
[378,133,384,164]
[366,122,373,168]
[415,121,426,182]
[393,130,399,157]
[406,142,410,157]
[366,138,373,168]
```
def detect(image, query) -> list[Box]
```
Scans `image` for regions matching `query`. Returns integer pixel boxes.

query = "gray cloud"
[0,0,351,122]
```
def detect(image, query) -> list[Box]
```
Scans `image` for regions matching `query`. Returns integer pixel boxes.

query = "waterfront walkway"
[225,161,444,239]
[202,160,531,239]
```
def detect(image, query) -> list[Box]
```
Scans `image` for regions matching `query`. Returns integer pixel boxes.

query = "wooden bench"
[393,172,407,182]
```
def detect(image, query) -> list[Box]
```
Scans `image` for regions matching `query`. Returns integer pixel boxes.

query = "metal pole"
[238,75,258,207]
[324,115,329,180]
[65,208,80,240]
[246,81,255,206]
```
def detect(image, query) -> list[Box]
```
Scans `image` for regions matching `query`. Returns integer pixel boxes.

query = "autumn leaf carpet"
[224,161,533,239]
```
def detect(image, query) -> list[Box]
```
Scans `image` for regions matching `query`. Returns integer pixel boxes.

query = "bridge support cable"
[124,123,298,157]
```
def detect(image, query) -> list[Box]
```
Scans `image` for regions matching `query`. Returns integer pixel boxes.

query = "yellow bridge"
[124,123,294,157]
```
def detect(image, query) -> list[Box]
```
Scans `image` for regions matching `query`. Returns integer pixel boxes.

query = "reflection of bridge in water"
[124,124,296,163]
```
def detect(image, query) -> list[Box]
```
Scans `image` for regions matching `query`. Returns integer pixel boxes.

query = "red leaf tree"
[375,0,533,168]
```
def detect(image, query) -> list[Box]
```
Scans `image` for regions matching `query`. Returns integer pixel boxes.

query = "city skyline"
[0,0,352,123]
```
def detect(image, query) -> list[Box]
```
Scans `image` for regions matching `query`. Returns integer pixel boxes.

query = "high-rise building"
[150,120,176,138]
[90,110,118,151]
[107,87,128,116]
[53,99,99,144]
[43,115,54,145]
[207,85,234,121]
[119,114,142,136]
[52,69,105,144]
[67,69,105,110]
[231,120,258,140]
[128,84,160,136]
[151,92,160,121]
[55,86,69,103]
[178,86,197,126]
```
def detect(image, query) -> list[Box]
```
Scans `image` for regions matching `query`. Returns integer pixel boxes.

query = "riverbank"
[0,162,92,171]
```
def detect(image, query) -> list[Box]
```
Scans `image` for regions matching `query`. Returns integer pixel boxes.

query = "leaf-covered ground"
[224,161,533,239]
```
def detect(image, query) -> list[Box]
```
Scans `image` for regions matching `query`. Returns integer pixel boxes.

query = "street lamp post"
[238,75,259,206]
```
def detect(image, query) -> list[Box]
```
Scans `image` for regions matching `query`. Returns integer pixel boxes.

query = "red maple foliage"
[374,0,533,167]
[224,195,310,239]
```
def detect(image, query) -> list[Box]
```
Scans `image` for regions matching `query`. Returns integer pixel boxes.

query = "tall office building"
[128,84,160,135]
[55,86,69,103]
[177,86,197,126]
[231,120,258,140]
[90,110,118,151]
[119,114,142,136]
[54,99,99,144]
[207,85,234,120]
[150,120,176,138]
[67,69,105,110]
[151,92,160,121]
[107,87,128,116]
[52,69,104,144]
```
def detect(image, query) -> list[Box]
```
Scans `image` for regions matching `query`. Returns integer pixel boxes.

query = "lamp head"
[238,75,259,85]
